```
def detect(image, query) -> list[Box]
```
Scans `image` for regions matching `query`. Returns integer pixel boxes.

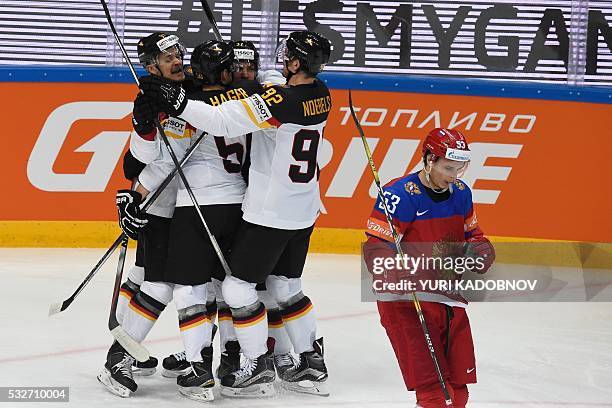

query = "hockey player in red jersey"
[364,128,495,408]
[137,30,332,398]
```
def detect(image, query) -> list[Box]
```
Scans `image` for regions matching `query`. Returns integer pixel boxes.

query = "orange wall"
[2,83,611,242]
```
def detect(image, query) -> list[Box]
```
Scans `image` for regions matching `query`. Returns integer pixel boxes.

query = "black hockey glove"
[139,75,187,117]
[116,190,148,240]
[132,93,161,139]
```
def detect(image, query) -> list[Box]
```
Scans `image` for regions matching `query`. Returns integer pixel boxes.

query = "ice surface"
[0,248,611,407]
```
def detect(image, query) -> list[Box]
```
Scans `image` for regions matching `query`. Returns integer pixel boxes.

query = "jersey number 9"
[289,129,320,183]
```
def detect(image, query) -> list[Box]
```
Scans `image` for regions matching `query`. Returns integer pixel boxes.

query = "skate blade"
[178,385,215,402]
[97,368,132,398]
[281,380,329,397]
[161,368,191,378]
[132,367,156,377]
[220,382,275,398]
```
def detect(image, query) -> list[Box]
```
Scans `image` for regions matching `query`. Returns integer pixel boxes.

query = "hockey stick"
[99,0,232,273]
[198,0,223,41]
[48,131,206,317]
[106,236,151,362]
[348,90,453,406]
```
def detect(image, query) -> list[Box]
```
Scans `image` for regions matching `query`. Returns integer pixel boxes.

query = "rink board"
[0,68,611,251]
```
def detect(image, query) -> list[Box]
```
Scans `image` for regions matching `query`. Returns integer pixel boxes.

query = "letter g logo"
[27,101,132,192]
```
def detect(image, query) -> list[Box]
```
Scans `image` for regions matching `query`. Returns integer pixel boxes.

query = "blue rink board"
[0,66,611,104]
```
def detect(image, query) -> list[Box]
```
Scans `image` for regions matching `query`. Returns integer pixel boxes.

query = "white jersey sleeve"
[133,116,193,217]
[180,93,279,138]
[257,69,285,86]
[129,130,162,164]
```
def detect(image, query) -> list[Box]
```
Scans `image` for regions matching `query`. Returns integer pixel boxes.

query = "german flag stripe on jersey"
[281,296,313,322]
[266,116,282,127]
[267,309,284,329]
[128,292,164,322]
[239,93,283,129]
[241,99,273,128]
[179,312,210,332]
[218,307,233,322]
[233,303,266,328]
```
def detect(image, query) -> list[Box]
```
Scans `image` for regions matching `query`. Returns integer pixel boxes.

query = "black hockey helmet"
[190,40,235,85]
[137,32,186,67]
[230,40,259,71]
[182,64,204,93]
[276,31,331,76]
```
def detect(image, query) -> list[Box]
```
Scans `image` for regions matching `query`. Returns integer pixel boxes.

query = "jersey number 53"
[378,191,401,214]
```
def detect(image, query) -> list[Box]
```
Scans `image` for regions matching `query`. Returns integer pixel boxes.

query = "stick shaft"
[199,0,223,41]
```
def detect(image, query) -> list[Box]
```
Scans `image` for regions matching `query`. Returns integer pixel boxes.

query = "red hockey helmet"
[422,128,471,162]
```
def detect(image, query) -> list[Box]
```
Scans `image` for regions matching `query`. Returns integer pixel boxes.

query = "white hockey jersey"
[179,79,332,230]
[174,85,255,207]
[129,114,192,218]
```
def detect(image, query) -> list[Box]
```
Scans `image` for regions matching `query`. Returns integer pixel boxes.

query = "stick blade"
[48,302,64,317]
[110,326,150,362]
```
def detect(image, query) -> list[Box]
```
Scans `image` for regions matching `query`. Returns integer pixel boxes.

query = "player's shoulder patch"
[404,181,422,195]
[453,180,466,190]
[243,93,274,124]
[453,179,473,198]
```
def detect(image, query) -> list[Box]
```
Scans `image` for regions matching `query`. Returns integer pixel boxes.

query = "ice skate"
[132,355,158,376]
[273,351,296,380]
[281,338,329,397]
[216,340,241,379]
[97,344,137,398]
[220,351,276,398]
[177,347,215,402]
[162,351,191,378]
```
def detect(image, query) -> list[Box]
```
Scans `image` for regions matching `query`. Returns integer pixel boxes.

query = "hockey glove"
[138,75,187,117]
[132,93,161,140]
[464,236,495,274]
[116,190,148,240]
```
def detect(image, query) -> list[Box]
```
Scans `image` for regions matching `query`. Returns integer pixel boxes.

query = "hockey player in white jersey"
[225,39,298,380]
[138,30,332,397]
[162,40,258,398]
[98,32,213,400]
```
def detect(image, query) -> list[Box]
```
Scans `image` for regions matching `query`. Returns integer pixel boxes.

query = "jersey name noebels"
[303,96,331,117]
